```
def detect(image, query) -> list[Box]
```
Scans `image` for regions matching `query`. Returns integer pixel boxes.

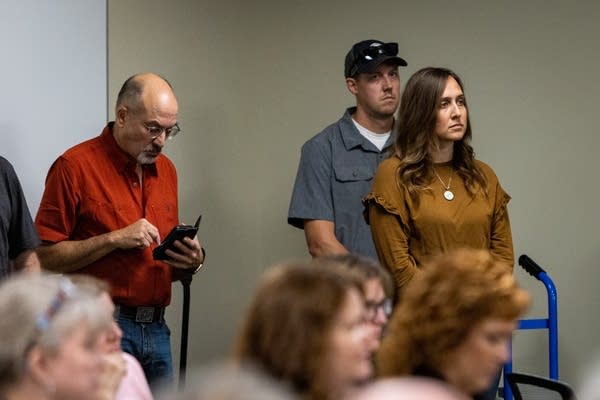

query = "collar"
[99,122,158,176]
[339,107,396,152]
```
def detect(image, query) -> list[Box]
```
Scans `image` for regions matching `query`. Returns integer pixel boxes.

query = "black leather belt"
[115,304,165,323]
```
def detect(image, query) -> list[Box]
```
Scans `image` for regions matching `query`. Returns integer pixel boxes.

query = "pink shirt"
[116,352,153,400]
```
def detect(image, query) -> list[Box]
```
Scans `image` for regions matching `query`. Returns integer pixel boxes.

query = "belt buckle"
[135,306,155,323]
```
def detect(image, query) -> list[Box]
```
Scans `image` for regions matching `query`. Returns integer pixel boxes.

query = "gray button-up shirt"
[288,107,395,259]
[0,157,40,278]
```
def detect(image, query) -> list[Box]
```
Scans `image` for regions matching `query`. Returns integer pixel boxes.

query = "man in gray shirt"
[288,39,407,259]
[0,157,40,277]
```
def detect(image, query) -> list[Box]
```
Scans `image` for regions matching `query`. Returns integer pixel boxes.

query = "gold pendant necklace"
[433,168,454,201]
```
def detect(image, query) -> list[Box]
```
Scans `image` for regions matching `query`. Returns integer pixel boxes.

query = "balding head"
[113,72,179,164]
[349,377,468,400]
[116,72,175,114]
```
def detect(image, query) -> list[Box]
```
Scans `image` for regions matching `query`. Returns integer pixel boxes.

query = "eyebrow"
[145,120,178,129]
[440,94,465,101]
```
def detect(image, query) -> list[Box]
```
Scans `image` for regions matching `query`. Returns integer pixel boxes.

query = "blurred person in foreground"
[315,253,394,349]
[233,262,376,400]
[158,362,296,400]
[377,248,530,400]
[349,377,468,400]
[0,274,107,400]
[72,275,153,400]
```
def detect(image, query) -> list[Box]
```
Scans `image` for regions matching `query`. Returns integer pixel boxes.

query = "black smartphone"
[153,215,202,260]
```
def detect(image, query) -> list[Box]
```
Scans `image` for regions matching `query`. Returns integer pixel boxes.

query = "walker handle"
[518,254,546,279]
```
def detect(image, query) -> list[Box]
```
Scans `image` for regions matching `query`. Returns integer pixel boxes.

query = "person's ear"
[115,106,129,127]
[26,346,55,391]
[346,77,359,95]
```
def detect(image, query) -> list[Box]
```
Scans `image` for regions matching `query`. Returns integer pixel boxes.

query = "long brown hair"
[393,67,487,204]
[233,262,363,400]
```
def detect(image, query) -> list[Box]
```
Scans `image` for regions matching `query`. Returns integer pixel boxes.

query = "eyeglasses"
[36,279,76,332]
[143,122,181,140]
[365,298,393,321]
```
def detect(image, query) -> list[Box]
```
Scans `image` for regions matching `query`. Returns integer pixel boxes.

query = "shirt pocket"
[332,164,374,208]
[334,165,374,182]
[81,197,139,233]
[148,202,179,237]
[331,164,374,240]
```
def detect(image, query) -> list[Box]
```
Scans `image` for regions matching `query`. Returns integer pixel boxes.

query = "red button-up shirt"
[36,123,179,306]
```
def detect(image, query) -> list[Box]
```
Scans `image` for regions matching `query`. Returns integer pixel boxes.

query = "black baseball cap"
[344,39,407,78]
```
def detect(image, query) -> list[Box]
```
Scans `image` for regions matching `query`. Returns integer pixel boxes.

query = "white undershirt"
[352,119,391,151]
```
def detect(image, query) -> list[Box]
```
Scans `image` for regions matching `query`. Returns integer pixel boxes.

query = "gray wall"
[2,0,107,213]
[107,0,600,385]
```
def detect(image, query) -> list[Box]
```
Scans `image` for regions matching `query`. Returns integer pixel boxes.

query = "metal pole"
[179,273,193,388]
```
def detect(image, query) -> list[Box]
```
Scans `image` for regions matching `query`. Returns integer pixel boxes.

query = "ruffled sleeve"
[478,161,514,268]
[363,158,420,290]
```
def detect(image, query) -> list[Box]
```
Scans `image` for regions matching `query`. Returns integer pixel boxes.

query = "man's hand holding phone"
[153,215,205,273]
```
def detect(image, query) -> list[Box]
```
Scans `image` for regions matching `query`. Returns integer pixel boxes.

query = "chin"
[357,361,374,381]
[451,130,467,140]
[377,108,396,118]
[439,133,465,143]
[471,375,495,395]
[137,154,159,164]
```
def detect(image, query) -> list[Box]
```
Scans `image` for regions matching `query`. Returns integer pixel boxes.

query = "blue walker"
[500,254,559,399]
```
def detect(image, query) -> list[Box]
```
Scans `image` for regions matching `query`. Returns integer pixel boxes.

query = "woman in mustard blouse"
[364,67,513,292]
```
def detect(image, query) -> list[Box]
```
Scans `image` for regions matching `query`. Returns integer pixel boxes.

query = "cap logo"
[365,43,384,60]
[345,41,405,77]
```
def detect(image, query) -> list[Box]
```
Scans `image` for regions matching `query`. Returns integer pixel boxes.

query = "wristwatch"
[192,247,206,274]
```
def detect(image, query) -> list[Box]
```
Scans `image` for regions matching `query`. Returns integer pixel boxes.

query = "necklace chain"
[433,168,452,190]
[433,168,455,201]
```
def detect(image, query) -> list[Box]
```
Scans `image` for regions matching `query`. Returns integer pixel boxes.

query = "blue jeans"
[118,315,174,391]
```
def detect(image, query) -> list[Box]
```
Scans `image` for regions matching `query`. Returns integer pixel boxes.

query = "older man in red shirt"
[35,73,204,390]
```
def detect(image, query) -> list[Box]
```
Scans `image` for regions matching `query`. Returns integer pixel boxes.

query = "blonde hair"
[0,274,108,391]
[377,248,530,376]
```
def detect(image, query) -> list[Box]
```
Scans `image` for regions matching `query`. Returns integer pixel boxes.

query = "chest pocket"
[82,197,138,234]
[333,165,374,182]
[332,165,374,207]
